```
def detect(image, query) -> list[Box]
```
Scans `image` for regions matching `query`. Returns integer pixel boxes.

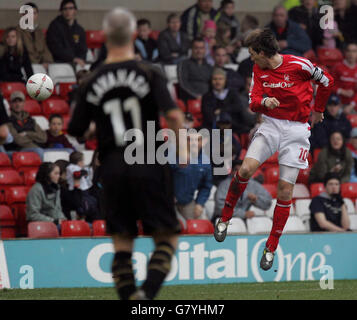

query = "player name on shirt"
[86,69,150,106]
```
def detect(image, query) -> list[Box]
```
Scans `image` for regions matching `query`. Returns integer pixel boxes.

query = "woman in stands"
[26,162,67,231]
[0,26,34,82]
[309,131,354,184]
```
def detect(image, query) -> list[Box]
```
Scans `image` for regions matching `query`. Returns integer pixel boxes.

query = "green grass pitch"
[0,280,357,300]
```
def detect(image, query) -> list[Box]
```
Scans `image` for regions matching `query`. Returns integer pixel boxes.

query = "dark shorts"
[101,153,181,237]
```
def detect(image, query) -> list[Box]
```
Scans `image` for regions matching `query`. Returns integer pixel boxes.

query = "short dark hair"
[49,113,63,123]
[69,151,84,164]
[167,13,179,24]
[24,2,38,11]
[137,19,151,28]
[242,14,259,30]
[213,45,227,53]
[60,0,77,11]
[220,0,234,8]
[191,36,205,48]
[323,172,341,186]
[36,162,57,185]
[244,28,279,57]
[55,159,69,176]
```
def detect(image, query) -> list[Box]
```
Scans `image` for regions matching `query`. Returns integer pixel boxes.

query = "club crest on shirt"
[284,74,290,82]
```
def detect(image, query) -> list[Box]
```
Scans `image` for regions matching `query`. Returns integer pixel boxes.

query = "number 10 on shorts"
[298,148,308,161]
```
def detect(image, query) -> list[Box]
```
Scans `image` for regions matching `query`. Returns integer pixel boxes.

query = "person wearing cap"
[4,91,46,160]
[46,0,87,68]
[310,93,352,151]
[214,159,272,222]
[202,67,249,135]
[347,127,357,182]
[309,172,350,232]
[309,130,354,184]
[17,2,53,71]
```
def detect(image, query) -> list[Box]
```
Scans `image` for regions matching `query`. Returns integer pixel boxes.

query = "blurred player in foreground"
[214,29,334,271]
[68,7,186,300]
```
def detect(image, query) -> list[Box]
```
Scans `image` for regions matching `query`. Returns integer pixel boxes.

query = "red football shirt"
[332,60,357,106]
[249,54,334,123]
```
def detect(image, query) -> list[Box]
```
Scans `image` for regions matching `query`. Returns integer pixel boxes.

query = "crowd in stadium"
[0,0,357,238]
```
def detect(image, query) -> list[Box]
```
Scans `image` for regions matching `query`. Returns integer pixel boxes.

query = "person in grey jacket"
[213,160,272,221]
[26,162,67,229]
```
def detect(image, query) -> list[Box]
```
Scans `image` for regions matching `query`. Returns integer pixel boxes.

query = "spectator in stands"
[216,0,240,43]
[309,131,354,184]
[177,37,213,102]
[288,0,323,49]
[332,43,357,114]
[44,114,74,153]
[26,162,67,230]
[68,69,90,107]
[0,27,33,82]
[238,75,259,127]
[213,46,244,91]
[347,128,357,182]
[134,19,158,62]
[240,15,259,42]
[0,93,13,153]
[46,0,87,68]
[66,151,99,223]
[213,159,272,222]
[201,67,248,134]
[157,13,190,65]
[181,0,218,41]
[310,94,352,151]
[268,5,312,56]
[171,132,213,220]
[333,0,356,47]
[4,91,46,160]
[202,20,217,65]
[17,2,53,71]
[54,159,72,220]
[309,172,350,232]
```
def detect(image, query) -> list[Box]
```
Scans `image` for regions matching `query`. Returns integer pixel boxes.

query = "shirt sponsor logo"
[260,75,269,78]
[263,81,295,88]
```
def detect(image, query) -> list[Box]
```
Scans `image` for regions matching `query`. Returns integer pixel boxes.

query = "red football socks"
[221,173,249,222]
[266,199,292,252]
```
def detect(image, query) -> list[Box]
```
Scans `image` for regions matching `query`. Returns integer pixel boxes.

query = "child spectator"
[26,162,67,230]
[202,20,217,65]
[134,19,158,62]
[216,0,240,42]
[0,27,33,82]
[45,114,74,153]
[17,2,53,71]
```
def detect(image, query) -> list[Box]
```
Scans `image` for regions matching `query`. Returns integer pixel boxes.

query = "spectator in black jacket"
[288,0,323,49]
[46,0,87,68]
[333,0,356,47]
[0,27,33,82]
[158,13,191,65]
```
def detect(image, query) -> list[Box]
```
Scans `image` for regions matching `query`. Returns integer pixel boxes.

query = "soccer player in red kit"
[214,29,334,271]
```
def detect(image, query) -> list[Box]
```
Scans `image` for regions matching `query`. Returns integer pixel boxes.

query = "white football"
[26,73,54,101]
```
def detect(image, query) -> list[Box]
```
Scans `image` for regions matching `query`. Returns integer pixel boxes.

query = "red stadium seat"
[317,48,343,69]
[27,221,59,238]
[347,114,357,128]
[0,205,16,239]
[59,82,76,100]
[0,82,27,99]
[310,183,325,198]
[61,220,91,237]
[262,184,278,198]
[313,148,321,163]
[296,167,311,185]
[0,153,12,169]
[0,169,23,186]
[18,167,38,186]
[12,152,41,169]
[42,99,70,117]
[92,220,107,236]
[4,186,28,205]
[264,166,280,184]
[24,99,42,116]
[86,30,105,49]
[187,99,202,116]
[186,219,214,234]
[341,183,357,200]
[11,203,27,237]
[176,99,186,112]
[149,30,160,41]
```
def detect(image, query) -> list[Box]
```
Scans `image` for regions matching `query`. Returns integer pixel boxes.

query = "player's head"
[323,172,341,195]
[36,162,61,185]
[103,7,137,48]
[245,28,279,68]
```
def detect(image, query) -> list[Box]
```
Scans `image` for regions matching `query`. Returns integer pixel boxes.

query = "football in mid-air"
[26,73,54,101]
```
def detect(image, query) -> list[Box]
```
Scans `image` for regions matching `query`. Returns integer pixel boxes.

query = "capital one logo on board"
[86,239,329,284]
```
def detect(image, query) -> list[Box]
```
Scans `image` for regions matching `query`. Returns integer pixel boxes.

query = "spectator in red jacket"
[332,42,357,114]
[44,114,74,153]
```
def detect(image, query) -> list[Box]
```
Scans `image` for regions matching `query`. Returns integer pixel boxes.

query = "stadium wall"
[0,0,281,30]
[0,232,356,289]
